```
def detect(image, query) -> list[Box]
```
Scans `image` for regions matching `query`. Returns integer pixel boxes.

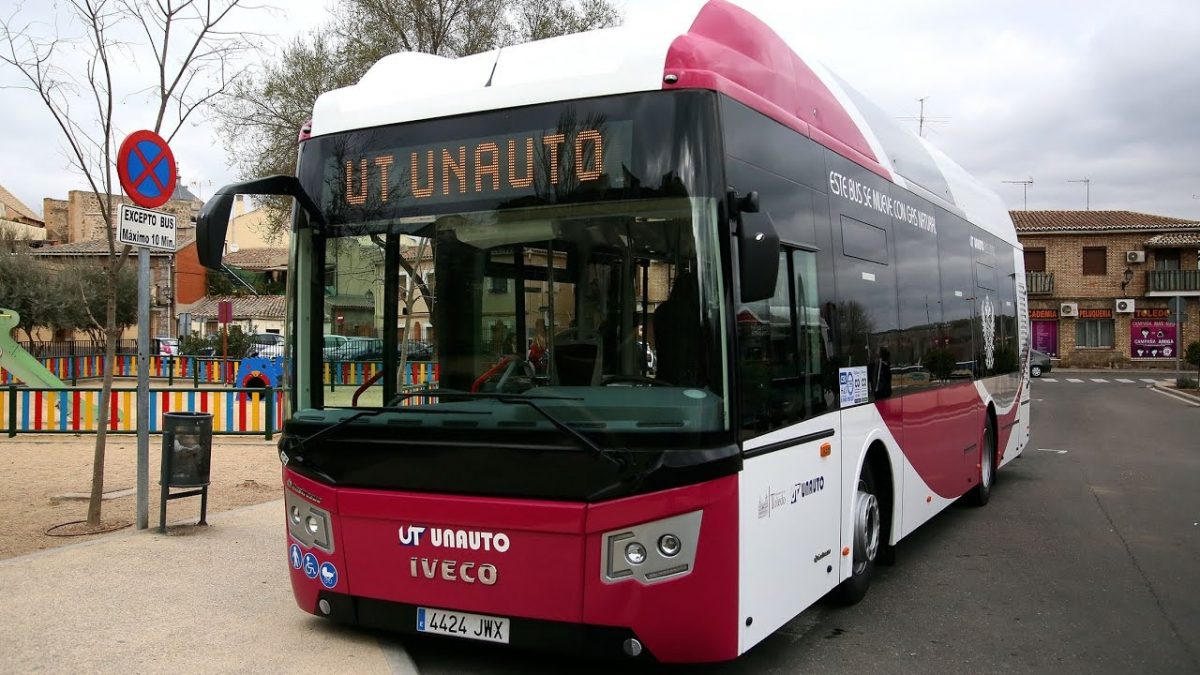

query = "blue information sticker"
[319,561,339,589]
[289,543,302,570]
[303,552,319,579]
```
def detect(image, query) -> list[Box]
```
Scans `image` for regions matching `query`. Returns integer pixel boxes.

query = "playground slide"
[0,308,67,388]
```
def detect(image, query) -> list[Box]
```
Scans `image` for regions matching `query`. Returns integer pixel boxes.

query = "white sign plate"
[118,203,176,252]
[839,366,870,407]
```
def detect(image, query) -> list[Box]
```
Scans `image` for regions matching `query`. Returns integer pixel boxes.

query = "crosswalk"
[1038,376,1171,385]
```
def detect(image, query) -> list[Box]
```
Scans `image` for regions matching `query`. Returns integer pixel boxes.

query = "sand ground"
[0,433,282,559]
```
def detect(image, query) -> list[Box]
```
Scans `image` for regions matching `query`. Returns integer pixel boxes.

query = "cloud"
[4,0,1200,223]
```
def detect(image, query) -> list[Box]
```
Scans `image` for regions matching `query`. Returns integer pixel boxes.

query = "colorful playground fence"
[1,385,286,439]
[0,354,439,388]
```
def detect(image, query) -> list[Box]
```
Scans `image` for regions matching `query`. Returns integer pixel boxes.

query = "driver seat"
[552,332,603,386]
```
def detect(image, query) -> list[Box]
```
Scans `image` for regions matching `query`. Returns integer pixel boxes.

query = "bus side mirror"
[731,190,779,302]
[197,192,234,269]
[197,175,327,270]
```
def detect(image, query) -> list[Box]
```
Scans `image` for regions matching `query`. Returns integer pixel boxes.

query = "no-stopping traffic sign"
[117,130,177,209]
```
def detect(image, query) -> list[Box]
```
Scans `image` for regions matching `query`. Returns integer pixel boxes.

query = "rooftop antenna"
[897,96,950,137]
[1002,178,1035,210]
[1068,177,1091,210]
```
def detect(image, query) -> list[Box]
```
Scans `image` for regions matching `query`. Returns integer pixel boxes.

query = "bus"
[196,0,1030,663]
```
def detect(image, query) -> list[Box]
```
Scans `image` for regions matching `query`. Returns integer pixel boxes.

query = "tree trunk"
[86,284,119,526]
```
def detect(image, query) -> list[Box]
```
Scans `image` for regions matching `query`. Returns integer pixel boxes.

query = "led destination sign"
[330,122,633,214]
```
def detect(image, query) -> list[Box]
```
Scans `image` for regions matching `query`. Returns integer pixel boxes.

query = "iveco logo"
[410,557,498,585]
[398,524,511,552]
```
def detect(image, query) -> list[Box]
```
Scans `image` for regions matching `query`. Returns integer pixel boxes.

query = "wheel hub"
[853,490,880,570]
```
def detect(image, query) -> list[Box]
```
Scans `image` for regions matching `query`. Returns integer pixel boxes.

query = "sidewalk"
[1,500,416,674]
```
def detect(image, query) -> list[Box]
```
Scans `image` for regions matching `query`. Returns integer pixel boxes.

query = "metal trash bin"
[163,412,213,486]
[159,412,213,531]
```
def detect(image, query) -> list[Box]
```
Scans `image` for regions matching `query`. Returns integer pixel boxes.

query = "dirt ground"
[0,433,282,559]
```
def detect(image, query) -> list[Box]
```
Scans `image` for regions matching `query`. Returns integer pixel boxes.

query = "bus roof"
[310,0,1016,246]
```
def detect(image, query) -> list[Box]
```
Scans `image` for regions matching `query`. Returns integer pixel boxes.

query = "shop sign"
[1029,308,1058,320]
[1078,308,1112,319]
[1130,320,1177,359]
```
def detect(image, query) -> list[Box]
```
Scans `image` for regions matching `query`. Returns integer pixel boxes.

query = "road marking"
[1038,448,1069,454]
[1140,378,1158,383]
[1115,378,1134,383]
[1090,378,1109,383]
[1148,386,1200,407]
[1066,378,1084,383]
[1040,377,1058,382]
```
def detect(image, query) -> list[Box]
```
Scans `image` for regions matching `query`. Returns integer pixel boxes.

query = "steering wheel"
[472,356,534,393]
[602,374,672,387]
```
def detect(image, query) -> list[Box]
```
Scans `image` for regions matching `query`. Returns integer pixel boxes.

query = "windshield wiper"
[387,389,625,468]
[386,388,583,406]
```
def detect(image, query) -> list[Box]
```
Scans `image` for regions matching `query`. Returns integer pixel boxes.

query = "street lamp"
[1120,267,1133,292]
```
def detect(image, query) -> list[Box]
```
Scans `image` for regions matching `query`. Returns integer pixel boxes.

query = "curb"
[1150,382,1200,407]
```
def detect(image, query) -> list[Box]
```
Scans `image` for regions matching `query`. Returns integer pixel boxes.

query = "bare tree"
[0,0,255,528]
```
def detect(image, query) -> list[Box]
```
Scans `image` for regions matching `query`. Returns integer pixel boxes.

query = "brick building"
[1014,210,1200,367]
[42,182,201,244]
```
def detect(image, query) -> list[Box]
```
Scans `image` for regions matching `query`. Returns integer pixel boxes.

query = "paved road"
[403,379,1200,674]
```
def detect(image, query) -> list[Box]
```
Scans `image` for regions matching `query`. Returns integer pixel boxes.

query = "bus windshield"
[297,92,731,441]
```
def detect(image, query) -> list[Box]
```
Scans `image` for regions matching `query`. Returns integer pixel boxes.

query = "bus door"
[738,247,842,644]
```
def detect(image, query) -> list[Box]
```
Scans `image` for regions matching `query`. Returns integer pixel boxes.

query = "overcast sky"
[3,0,1199,221]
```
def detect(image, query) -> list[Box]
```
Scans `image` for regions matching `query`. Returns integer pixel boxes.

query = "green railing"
[1146,269,1200,293]
[1026,271,1054,295]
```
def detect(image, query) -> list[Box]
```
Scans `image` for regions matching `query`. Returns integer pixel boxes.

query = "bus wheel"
[833,463,881,605]
[967,417,996,507]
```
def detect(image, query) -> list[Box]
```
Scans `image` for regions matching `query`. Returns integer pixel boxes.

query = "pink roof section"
[663,1,887,181]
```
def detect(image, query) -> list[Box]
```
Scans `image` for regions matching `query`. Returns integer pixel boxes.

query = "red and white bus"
[198,0,1030,663]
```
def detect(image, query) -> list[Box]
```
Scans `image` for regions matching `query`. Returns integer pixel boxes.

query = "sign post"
[1175,296,1183,382]
[116,130,177,531]
[218,300,233,384]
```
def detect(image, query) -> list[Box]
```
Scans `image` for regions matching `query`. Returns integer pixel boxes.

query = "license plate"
[416,607,510,644]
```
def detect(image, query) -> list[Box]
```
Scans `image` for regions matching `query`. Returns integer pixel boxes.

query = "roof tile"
[188,294,286,319]
[1011,210,1199,233]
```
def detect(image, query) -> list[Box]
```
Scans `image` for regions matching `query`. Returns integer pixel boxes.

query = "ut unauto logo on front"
[399,525,428,546]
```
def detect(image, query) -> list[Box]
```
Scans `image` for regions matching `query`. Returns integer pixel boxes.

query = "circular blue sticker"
[289,543,302,570]
[319,561,339,589]
[302,552,319,579]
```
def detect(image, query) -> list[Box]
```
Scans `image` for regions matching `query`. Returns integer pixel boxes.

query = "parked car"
[322,334,352,361]
[341,337,382,361]
[352,340,435,362]
[1030,349,1052,377]
[246,332,285,359]
[154,337,178,356]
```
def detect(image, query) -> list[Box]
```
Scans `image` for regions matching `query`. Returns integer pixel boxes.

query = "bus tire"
[967,416,996,507]
[832,463,881,605]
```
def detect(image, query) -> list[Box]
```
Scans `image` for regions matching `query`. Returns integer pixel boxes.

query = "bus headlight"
[625,542,647,565]
[602,510,702,585]
[285,490,334,553]
[658,533,682,557]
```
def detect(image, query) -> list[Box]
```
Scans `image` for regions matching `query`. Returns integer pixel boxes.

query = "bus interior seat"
[552,333,603,386]
[653,270,701,386]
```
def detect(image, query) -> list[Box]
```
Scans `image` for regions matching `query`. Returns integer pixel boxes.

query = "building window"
[1024,249,1046,272]
[1075,319,1114,348]
[1155,249,1180,271]
[1082,247,1107,276]
[489,276,508,293]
